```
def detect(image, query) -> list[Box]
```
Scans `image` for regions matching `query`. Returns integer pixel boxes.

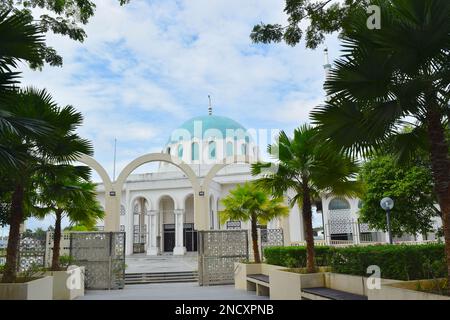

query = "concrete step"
[125,271,198,285]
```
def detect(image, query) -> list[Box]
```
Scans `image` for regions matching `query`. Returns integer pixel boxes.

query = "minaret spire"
[208,95,212,115]
[323,47,331,77]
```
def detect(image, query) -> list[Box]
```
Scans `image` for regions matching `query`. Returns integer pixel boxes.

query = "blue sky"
[10,0,342,231]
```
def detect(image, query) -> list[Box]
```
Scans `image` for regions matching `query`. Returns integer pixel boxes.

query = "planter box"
[45,266,85,300]
[324,273,368,296]
[0,276,53,300]
[269,270,398,300]
[369,279,450,300]
[234,263,262,290]
[269,269,327,300]
[234,263,287,290]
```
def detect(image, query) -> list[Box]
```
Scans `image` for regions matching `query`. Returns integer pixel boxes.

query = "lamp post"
[380,197,394,244]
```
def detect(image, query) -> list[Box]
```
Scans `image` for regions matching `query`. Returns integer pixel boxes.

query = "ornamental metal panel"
[260,228,284,258]
[198,230,248,286]
[70,232,125,290]
[17,235,46,272]
[0,233,46,272]
[226,221,241,230]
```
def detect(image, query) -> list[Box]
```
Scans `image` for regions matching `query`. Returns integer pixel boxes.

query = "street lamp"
[380,197,394,244]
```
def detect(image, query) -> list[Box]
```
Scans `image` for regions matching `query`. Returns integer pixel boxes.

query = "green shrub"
[330,244,446,281]
[264,244,446,281]
[59,254,74,269]
[264,246,332,268]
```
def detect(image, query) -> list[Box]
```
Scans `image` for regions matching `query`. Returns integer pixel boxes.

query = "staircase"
[125,271,198,285]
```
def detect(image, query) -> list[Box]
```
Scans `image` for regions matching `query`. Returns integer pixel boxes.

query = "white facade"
[93,112,441,256]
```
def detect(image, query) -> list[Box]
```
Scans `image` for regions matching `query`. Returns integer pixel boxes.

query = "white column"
[352,220,360,245]
[147,210,159,256]
[416,233,424,243]
[173,209,186,255]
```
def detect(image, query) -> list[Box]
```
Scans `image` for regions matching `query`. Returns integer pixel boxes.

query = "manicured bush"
[330,244,446,281]
[264,244,446,280]
[264,246,332,268]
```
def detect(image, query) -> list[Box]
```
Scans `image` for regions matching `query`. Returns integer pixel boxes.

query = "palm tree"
[32,164,104,271]
[0,9,50,169]
[0,9,45,90]
[252,125,360,272]
[219,182,289,263]
[1,88,92,283]
[310,0,450,283]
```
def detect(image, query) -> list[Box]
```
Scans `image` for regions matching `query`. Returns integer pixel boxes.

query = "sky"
[9,0,342,231]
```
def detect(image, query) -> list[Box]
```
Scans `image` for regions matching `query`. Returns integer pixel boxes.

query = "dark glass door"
[163,224,175,252]
[184,223,197,252]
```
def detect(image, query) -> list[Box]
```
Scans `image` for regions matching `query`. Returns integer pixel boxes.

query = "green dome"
[167,115,250,144]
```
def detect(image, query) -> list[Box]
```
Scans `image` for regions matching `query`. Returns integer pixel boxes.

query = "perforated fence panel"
[198,230,248,286]
[70,232,125,290]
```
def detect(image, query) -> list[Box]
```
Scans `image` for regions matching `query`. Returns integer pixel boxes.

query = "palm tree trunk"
[302,185,315,273]
[1,184,24,283]
[426,102,450,289]
[51,209,63,271]
[251,213,261,263]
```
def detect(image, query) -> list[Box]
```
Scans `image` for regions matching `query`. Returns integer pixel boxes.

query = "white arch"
[76,152,207,231]
[129,194,153,211]
[156,194,179,211]
[199,155,255,230]
[116,153,200,191]
[77,154,113,190]
[202,155,255,195]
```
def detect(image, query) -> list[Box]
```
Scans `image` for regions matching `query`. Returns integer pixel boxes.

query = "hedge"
[264,244,446,280]
[264,246,332,268]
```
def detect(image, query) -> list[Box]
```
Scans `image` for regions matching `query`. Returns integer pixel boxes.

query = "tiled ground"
[78,282,268,300]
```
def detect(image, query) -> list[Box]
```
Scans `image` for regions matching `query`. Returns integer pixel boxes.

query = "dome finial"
[208,95,212,115]
[323,46,331,76]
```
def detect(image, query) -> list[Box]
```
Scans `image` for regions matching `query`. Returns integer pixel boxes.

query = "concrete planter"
[44,266,85,300]
[369,279,450,300]
[0,276,53,300]
[269,270,400,300]
[234,263,263,290]
[324,272,368,296]
[269,269,327,300]
[234,263,287,290]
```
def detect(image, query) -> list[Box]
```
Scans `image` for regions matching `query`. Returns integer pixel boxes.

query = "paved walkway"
[78,282,268,300]
[125,253,198,273]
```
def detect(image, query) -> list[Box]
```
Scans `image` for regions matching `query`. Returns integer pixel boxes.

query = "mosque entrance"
[184,223,197,252]
[163,224,176,252]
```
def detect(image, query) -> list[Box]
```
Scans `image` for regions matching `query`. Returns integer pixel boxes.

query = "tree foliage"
[359,155,439,236]
[219,182,289,263]
[252,125,361,272]
[250,0,368,49]
[309,0,450,281]
[0,0,130,67]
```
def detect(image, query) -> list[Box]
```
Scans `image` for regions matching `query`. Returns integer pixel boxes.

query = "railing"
[289,239,440,247]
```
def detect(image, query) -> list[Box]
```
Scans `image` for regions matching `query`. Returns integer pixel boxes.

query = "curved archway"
[200,155,255,229]
[76,154,118,231]
[77,153,205,231]
[202,155,254,194]
[328,197,351,210]
[77,154,113,190]
[116,153,200,191]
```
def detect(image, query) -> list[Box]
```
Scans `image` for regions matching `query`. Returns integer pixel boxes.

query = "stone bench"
[246,274,270,297]
[301,287,368,300]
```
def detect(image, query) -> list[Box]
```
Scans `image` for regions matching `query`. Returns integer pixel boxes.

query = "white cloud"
[17,0,341,184]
